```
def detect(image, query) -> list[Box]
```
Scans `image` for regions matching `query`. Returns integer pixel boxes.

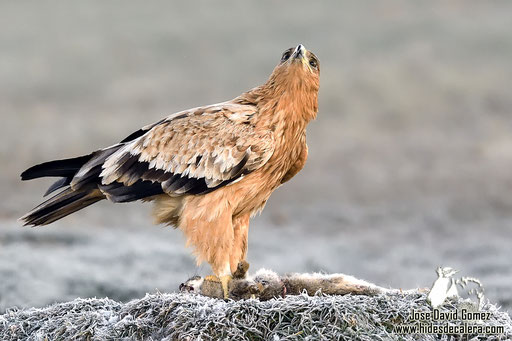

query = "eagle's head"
[238,44,320,121]
[251,44,320,121]
[270,44,320,94]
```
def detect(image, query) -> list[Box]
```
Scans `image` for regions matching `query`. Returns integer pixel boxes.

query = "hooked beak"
[292,44,307,65]
[290,44,311,71]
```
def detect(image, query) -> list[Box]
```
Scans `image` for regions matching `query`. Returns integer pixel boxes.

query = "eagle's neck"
[236,82,318,128]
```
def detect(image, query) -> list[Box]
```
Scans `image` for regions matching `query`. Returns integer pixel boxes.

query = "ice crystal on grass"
[1,292,511,340]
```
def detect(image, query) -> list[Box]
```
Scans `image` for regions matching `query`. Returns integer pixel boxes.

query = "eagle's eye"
[281,51,292,62]
[309,58,318,69]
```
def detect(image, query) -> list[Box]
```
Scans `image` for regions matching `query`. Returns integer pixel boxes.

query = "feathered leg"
[180,194,234,298]
[230,214,250,274]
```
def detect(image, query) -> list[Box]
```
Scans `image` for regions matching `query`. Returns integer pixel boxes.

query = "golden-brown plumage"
[20,44,320,297]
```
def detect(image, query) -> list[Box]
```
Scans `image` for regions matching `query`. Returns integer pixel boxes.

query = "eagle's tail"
[20,147,163,226]
[20,154,94,196]
[19,187,104,226]
[20,153,104,226]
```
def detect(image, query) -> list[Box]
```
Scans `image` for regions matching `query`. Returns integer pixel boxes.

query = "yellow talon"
[205,275,221,283]
[204,274,232,299]
[220,275,232,299]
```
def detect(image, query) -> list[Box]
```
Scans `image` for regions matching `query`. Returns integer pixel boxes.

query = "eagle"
[20,44,320,298]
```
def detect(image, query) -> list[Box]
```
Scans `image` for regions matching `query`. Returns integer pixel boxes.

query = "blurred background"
[1,1,511,313]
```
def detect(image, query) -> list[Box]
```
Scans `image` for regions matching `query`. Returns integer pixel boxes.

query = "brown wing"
[98,103,274,197]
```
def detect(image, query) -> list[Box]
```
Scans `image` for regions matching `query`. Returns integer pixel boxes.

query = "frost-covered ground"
[1,0,511,320]
[2,292,511,340]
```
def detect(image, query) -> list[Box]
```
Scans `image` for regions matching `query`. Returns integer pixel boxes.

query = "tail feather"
[44,177,71,197]
[20,154,93,180]
[21,154,95,198]
[20,188,104,226]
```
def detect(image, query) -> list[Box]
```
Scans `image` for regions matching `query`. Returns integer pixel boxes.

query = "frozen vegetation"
[1,291,511,340]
